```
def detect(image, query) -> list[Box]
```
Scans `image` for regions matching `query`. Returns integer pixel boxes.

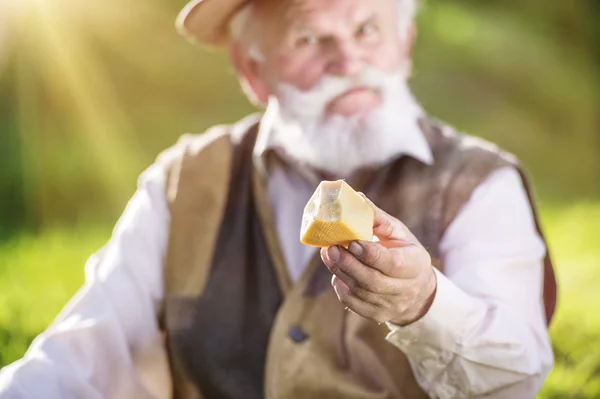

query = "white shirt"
[0,116,553,399]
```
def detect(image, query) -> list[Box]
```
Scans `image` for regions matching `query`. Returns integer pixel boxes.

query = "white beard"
[265,67,425,179]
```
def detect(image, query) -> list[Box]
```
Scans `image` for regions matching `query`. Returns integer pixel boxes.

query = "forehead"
[256,0,397,31]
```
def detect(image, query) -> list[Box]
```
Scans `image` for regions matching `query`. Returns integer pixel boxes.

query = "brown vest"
[157,114,557,399]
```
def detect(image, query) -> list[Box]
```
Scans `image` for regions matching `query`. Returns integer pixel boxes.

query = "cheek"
[271,53,328,91]
[364,42,405,72]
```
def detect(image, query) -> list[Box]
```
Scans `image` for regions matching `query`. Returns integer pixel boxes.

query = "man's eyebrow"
[289,24,314,35]
[355,13,378,27]
[284,10,379,36]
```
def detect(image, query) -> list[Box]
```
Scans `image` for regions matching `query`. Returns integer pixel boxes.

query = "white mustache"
[275,67,403,118]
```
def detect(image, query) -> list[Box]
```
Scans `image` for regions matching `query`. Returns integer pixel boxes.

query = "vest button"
[288,326,309,343]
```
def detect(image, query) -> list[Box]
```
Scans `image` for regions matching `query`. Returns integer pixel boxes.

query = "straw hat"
[176,0,420,48]
[176,0,250,48]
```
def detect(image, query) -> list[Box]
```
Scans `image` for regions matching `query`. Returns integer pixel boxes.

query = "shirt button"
[288,326,309,343]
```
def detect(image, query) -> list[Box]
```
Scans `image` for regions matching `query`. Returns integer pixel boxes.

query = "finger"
[324,258,362,298]
[329,265,389,307]
[358,193,414,244]
[321,246,361,289]
[348,240,428,279]
[347,240,395,277]
[332,275,390,323]
[322,245,398,295]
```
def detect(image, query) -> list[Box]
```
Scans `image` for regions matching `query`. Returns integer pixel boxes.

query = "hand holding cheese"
[300,180,374,248]
[301,180,437,326]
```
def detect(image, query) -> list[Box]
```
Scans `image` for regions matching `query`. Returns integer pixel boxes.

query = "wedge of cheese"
[300,180,374,248]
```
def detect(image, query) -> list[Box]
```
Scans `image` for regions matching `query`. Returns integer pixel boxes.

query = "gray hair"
[229,0,418,61]
[229,4,265,61]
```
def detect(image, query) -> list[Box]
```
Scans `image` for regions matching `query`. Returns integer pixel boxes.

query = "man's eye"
[295,35,318,48]
[356,21,378,38]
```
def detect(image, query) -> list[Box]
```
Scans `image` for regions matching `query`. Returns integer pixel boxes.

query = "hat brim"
[176,0,249,48]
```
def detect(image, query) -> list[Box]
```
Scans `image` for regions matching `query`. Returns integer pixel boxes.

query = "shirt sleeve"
[0,164,172,399]
[385,166,554,399]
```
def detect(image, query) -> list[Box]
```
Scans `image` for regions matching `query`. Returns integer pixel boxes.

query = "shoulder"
[154,113,262,171]
[149,113,261,203]
[419,116,529,233]
[420,116,519,172]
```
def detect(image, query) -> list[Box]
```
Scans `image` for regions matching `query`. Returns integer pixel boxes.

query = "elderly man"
[0,0,557,398]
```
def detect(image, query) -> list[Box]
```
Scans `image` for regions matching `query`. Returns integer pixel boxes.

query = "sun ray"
[8,0,176,222]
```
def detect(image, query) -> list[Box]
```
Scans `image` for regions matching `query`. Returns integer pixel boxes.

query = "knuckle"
[355,284,374,299]
[352,286,372,300]
[332,277,346,293]
[375,295,391,309]
[366,273,394,294]
[352,285,387,308]
[362,243,382,267]
[392,250,406,268]
[372,245,383,265]
[404,286,418,303]
[382,279,398,295]
[329,263,339,274]
[397,279,411,294]
[392,294,410,313]
[335,256,352,273]
[365,272,384,291]
[396,302,410,316]
[384,219,394,238]
[419,248,432,266]
[336,291,350,305]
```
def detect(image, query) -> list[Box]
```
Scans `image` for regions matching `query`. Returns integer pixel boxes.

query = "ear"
[402,21,417,58]
[229,42,270,106]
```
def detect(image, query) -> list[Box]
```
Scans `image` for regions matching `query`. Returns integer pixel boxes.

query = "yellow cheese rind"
[300,180,374,248]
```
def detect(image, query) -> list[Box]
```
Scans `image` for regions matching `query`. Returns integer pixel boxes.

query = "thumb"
[358,193,414,245]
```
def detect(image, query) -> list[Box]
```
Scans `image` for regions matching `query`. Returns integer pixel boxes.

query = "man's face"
[249,0,411,120]
[234,0,420,178]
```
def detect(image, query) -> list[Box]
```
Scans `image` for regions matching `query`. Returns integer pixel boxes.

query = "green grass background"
[1,203,599,398]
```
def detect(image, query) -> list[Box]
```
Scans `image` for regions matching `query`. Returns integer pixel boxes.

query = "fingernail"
[327,246,340,263]
[348,241,363,257]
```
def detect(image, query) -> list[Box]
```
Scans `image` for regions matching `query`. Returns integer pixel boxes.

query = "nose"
[326,40,364,77]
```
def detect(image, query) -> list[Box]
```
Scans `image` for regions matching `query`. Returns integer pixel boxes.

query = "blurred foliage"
[0,223,106,366]
[412,0,599,201]
[0,0,598,233]
[538,202,600,398]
